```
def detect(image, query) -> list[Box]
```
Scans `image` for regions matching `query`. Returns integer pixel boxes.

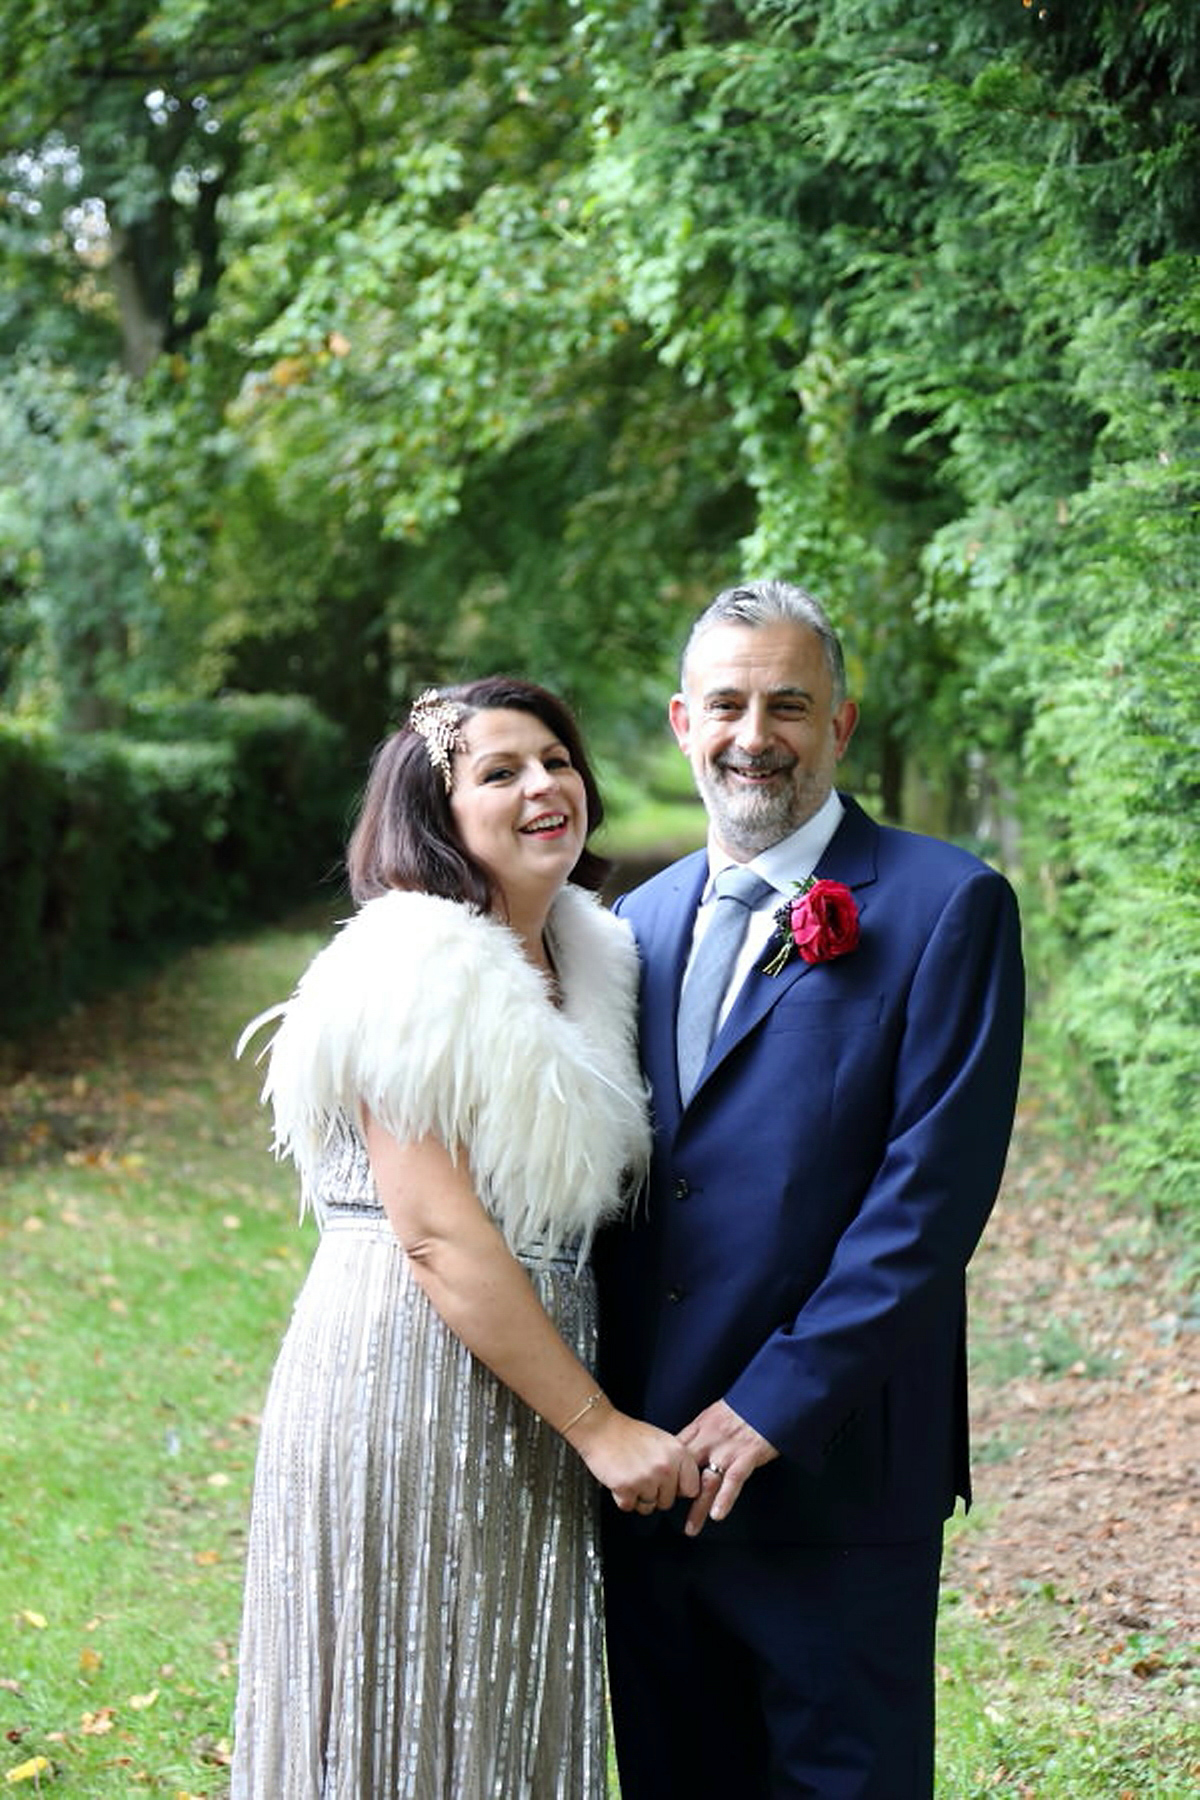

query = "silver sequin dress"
[230,888,649,1800]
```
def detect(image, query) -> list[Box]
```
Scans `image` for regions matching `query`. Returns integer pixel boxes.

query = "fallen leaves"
[945,1117,1200,1710]
[4,1756,54,1786]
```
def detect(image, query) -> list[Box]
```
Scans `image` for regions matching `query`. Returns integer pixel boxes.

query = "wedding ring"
[705,1462,725,1476]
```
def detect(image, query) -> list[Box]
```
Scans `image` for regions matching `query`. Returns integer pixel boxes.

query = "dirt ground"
[946,1109,1199,1707]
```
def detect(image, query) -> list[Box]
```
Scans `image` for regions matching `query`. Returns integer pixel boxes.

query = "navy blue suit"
[596,794,1024,1796]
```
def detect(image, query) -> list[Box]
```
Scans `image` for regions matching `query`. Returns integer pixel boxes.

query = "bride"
[230,675,699,1798]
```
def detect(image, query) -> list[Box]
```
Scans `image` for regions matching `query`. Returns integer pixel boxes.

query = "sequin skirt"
[230,1214,605,1799]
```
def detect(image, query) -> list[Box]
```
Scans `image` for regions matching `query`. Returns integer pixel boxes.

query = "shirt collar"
[703,789,844,900]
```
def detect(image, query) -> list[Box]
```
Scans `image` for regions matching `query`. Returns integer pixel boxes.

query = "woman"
[230,677,698,1799]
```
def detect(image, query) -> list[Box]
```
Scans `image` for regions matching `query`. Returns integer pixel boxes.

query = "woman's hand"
[566,1405,701,1513]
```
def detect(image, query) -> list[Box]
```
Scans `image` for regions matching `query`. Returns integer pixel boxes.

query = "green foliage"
[582,0,1200,1224]
[200,17,750,721]
[0,720,63,1021]
[0,696,350,1037]
[0,359,192,729]
[1013,491,1199,1221]
[0,0,1196,1211]
[0,4,753,748]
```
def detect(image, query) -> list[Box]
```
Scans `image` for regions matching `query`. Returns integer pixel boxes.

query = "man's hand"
[677,1399,779,1537]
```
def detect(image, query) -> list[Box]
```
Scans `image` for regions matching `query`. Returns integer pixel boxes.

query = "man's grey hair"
[681,579,847,705]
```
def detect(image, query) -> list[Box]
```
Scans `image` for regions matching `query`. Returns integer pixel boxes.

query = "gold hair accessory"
[408,688,465,794]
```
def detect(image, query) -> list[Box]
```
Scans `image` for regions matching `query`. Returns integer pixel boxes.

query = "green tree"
[1,0,1195,1211]
[3,3,750,748]
[0,361,174,728]
[583,0,1200,1214]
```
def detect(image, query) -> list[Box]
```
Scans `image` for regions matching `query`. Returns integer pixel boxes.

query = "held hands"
[677,1399,779,1537]
[564,1401,701,1514]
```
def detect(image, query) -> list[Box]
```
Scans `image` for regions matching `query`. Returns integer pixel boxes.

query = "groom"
[596,579,1024,1797]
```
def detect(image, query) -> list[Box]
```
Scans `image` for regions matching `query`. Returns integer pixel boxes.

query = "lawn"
[1,905,1194,1795]
[1,916,325,1796]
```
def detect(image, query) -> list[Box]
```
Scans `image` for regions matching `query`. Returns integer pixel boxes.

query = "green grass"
[595,799,704,862]
[1,902,1195,1795]
[935,1541,1197,1797]
[594,739,706,862]
[1,920,325,1797]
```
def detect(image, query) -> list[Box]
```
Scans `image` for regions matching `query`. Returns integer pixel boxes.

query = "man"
[596,579,1024,1798]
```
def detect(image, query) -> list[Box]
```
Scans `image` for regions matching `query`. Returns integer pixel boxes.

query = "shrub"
[0,696,352,1037]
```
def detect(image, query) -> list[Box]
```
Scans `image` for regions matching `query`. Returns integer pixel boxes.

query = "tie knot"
[712,865,773,911]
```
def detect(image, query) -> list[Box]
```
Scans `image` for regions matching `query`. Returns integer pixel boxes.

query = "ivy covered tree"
[582,0,1200,1213]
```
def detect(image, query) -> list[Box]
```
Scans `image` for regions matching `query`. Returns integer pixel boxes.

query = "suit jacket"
[595,793,1024,1544]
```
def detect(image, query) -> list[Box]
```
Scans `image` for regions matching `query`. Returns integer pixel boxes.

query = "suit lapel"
[636,852,707,1134]
[691,796,881,1100]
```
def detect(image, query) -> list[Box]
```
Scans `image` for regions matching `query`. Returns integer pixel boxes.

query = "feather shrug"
[244,884,651,1259]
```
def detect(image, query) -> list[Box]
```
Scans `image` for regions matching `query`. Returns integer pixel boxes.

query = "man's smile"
[717,757,794,785]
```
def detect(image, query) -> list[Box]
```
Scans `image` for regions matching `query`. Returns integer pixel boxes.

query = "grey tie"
[676,866,774,1100]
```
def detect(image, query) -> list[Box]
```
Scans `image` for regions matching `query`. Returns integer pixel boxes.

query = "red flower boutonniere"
[761,878,860,976]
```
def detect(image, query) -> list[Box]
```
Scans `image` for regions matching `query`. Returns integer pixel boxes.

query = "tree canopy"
[2,0,1197,1215]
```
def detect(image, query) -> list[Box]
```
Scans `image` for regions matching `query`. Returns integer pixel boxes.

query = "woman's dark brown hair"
[346,676,609,910]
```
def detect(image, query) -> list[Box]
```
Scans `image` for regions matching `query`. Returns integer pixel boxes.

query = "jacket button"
[666,1285,685,1303]
[674,1177,690,1201]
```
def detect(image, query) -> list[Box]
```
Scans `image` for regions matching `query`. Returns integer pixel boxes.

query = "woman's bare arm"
[365,1115,700,1512]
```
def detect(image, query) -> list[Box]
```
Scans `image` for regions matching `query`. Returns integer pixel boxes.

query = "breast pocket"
[768,995,884,1034]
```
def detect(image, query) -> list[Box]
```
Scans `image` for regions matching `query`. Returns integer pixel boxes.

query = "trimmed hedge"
[0,695,353,1037]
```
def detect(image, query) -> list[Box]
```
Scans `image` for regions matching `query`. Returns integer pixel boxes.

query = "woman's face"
[450,708,588,917]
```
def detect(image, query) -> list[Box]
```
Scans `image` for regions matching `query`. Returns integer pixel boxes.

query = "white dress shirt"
[685,790,845,1032]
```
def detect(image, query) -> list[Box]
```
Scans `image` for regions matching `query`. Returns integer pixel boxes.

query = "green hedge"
[0,695,353,1037]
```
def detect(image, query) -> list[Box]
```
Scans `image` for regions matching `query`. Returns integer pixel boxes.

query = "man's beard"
[695,753,816,857]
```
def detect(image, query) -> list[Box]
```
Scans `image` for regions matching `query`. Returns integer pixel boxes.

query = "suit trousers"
[602,1519,943,1800]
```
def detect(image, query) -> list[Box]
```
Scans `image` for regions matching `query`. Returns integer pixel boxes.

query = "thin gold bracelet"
[559,1390,605,1434]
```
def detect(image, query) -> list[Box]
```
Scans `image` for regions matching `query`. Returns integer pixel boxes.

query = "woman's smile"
[451,708,588,913]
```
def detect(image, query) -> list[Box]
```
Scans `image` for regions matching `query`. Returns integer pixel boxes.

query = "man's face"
[669,620,858,861]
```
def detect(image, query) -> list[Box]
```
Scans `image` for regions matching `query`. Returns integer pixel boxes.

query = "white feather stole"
[241,884,651,1259]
